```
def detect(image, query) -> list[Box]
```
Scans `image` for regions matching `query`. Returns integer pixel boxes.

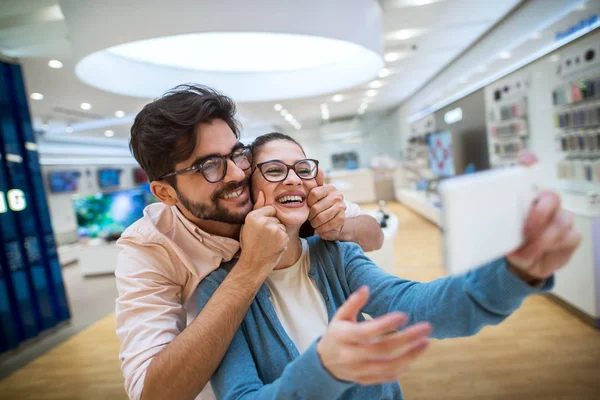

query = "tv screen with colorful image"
[133,168,148,184]
[48,170,81,193]
[428,131,455,177]
[97,168,122,188]
[73,189,146,238]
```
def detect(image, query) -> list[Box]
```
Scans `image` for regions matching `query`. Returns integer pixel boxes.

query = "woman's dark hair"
[251,132,306,163]
[251,132,315,238]
[130,84,241,185]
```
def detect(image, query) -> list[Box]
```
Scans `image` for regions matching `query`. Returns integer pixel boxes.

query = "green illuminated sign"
[0,189,27,213]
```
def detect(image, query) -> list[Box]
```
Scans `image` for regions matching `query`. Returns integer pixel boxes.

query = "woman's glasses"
[256,159,319,182]
[254,159,319,182]
[158,146,252,183]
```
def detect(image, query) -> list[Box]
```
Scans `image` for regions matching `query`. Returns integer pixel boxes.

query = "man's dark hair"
[130,84,241,185]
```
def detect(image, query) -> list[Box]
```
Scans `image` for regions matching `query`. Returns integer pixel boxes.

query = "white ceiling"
[0,0,522,140]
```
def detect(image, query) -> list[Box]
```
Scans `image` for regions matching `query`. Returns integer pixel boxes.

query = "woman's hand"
[307,169,347,240]
[317,286,432,385]
[505,152,582,284]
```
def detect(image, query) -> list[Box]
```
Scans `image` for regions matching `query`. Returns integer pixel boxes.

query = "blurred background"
[0,0,599,399]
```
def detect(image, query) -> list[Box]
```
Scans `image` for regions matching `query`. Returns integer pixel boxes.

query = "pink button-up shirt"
[115,201,361,400]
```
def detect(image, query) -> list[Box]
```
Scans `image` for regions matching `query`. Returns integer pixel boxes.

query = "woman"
[196,132,553,400]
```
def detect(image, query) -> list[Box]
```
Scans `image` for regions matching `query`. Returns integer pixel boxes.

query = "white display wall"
[485,30,600,195]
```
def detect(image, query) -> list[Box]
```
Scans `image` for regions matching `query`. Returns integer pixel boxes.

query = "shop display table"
[364,211,399,275]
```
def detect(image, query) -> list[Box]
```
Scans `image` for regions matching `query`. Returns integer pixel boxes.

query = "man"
[115,84,385,400]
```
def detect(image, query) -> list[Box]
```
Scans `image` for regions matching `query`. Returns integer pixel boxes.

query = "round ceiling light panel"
[60,0,384,102]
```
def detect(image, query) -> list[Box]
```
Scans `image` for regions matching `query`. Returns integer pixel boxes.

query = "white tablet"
[438,165,543,275]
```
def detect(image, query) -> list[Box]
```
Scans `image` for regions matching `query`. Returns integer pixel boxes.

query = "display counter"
[326,168,376,204]
[364,210,399,275]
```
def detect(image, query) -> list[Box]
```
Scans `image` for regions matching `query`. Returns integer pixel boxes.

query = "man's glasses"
[254,159,319,183]
[159,146,252,183]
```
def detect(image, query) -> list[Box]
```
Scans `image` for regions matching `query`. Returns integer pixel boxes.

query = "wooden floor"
[0,202,599,399]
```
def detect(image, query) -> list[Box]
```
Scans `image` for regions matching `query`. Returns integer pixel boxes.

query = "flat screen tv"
[428,131,455,177]
[97,168,121,188]
[48,170,81,193]
[73,189,147,238]
[133,168,148,184]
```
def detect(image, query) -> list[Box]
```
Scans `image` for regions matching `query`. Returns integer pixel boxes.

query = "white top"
[265,238,329,354]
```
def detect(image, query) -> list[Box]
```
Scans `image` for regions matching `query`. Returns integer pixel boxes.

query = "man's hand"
[317,286,432,385]
[308,169,347,240]
[506,152,582,283]
[239,191,289,273]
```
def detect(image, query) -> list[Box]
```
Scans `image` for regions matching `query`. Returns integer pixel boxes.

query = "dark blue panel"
[0,60,51,337]
[0,249,21,350]
[6,63,70,322]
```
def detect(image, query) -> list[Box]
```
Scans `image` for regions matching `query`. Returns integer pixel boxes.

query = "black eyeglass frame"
[157,145,253,183]
[253,158,319,183]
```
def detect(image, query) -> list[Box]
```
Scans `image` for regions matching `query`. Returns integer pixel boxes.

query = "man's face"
[172,119,253,224]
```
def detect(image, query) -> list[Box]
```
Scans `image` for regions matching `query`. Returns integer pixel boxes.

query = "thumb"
[333,286,369,322]
[315,168,325,187]
[253,190,266,210]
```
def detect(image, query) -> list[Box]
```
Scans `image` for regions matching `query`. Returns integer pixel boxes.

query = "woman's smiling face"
[251,139,318,228]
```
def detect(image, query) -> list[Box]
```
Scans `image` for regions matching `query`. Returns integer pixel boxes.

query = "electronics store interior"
[0,1,599,399]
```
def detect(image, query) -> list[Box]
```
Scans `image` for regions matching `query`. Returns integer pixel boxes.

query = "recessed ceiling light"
[386,28,426,41]
[332,94,344,102]
[530,31,542,40]
[322,114,330,120]
[30,92,44,100]
[280,109,288,117]
[498,51,512,59]
[66,126,73,133]
[366,90,378,97]
[369,80,383,89]
[475,65,487,73]
[285,114,294,121]
[294,124,302,130]
[389,0,444,7]
[80,102,92,110]
[115,110,125,118]
[104,130,115,137]
[384,52,404,62]
[274,104,283,111]
[378,68,390,78]
[48,60,63,69]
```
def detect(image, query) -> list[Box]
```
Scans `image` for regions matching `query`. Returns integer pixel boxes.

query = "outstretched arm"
[308,169,384,252]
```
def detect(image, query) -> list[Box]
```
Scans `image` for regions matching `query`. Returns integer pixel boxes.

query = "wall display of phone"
[403,114,437,189]
[485,72,532,169]
[552,68,600,183]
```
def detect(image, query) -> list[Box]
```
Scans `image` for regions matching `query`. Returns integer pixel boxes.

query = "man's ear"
[150,180,178,206]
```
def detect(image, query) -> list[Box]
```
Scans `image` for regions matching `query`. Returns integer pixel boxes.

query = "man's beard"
[176,178,251,224]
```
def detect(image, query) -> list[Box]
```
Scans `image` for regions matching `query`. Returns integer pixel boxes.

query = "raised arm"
[307,170,383,252]
[339,242,553,339]
[338,213,384,252]
[117,201,289,400]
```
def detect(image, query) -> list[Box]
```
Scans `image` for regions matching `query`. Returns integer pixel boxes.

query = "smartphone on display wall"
[438,165,543,275]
